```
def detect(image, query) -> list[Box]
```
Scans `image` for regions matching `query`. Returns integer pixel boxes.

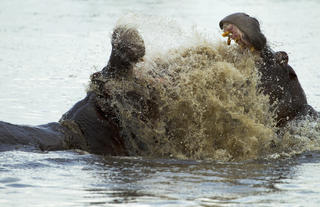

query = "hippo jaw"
[219,13,266,51]
[221,23,254,50]
[219,13,318,127]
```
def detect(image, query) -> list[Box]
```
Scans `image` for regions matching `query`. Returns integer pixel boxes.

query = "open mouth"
[221,23,255,51]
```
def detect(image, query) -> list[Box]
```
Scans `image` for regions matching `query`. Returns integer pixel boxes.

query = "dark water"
[1,149,320,206]
[1,0,320,206]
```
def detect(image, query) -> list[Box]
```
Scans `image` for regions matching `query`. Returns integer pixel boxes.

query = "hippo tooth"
[227,36,231,45]
[222,31,230,37]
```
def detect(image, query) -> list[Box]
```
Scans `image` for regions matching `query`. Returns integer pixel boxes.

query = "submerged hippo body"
[0,14,317,154]
[0,26,143,155]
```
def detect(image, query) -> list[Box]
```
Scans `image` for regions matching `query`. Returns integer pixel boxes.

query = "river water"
[0,0,320,206]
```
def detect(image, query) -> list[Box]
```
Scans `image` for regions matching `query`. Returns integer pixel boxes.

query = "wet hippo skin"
[0,14,318,154]
[0,26,142,154]
[219,12,318,126]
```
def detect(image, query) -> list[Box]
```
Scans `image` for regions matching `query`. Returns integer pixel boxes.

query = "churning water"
[0,0,320,206]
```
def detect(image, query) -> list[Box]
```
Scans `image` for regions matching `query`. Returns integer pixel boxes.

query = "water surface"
[0,0,320,206]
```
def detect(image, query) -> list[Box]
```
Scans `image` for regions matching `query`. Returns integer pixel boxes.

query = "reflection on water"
[1,150,320,206]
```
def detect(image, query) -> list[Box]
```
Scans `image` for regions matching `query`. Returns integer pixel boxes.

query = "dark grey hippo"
[0,26,143,155]
[219,12,317,127]
[0,13,317,155]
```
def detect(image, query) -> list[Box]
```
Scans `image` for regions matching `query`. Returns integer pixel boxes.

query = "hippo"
[0,26,143,155]
[219,12,317,127]
[0,13,317,156]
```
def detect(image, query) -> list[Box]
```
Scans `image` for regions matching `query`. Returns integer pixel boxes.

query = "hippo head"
[219,13,266,51]
[111,26,145,64]
[219,13,317,126]
[103,25,146,78]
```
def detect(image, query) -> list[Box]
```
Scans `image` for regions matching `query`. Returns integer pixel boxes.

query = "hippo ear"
[275,51,289,66]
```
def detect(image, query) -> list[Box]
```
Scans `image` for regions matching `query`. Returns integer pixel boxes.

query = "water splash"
[268,116,320,159]
[90,19,320,161]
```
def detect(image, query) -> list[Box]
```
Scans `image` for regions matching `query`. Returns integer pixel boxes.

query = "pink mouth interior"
[223,23,251,48]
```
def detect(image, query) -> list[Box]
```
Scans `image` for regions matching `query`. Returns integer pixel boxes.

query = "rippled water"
[1,0,320,206]
[1,150,320,206]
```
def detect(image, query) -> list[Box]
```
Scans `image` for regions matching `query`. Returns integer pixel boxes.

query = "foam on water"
[269,116,320,159]
[90,18,320,161]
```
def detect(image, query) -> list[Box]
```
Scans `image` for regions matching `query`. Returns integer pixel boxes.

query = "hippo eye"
[275,51,289,66]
